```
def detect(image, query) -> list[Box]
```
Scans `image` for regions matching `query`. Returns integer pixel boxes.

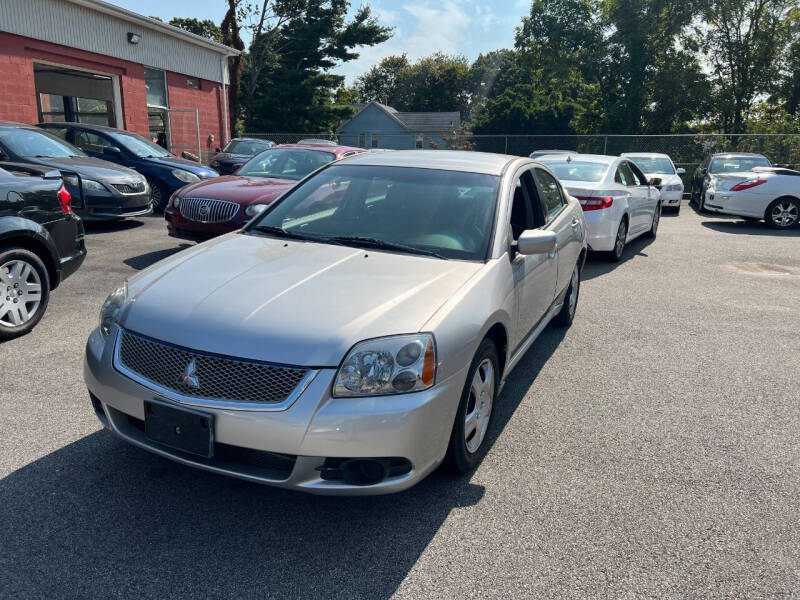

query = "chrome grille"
[111,181,146,194]
[117,330,309,405]
[179,198,239,223]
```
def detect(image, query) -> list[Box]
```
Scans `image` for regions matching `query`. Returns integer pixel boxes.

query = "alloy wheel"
[149,183,162,211]
[464,358,495,454]
[771,201,799,228]
[614,221,627,259]
[0,259,42,328]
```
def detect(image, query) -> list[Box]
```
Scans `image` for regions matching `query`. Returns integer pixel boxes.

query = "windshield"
[710,156,771,173]
[539,159,609,183]
[0,128,85,158]
[107,131,172,158]
[238,148,336,180]
[223,139,273,155]
[250,164,500,261]
[627,156,675,174]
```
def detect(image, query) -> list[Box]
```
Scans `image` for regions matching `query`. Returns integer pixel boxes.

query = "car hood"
[149,155,217,177]
[175,175,296,205]
[643,172,682,186]
[29,156,142,181]
[122,233,482,366]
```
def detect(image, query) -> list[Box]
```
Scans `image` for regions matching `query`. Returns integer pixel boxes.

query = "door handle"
[571,218,580,227]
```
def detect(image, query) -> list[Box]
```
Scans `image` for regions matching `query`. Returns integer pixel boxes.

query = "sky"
[110,0,530,82]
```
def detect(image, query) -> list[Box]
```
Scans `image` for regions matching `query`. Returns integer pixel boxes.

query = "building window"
[371,135,379,148]
[144,67,168,108]
[187,77,199,89]
[358,133,366,147]
[415,134,423,149]
[38,94,114,127]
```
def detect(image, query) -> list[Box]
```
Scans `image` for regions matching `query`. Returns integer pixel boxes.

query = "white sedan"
[705,167,800,229]
[539,154,661,261]
[622,152,685,213]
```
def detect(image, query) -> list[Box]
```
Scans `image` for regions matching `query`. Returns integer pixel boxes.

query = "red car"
[165,144,365,239]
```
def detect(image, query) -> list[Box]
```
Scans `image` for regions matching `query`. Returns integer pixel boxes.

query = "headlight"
[333,334,436,397]
[245,204,268,217]
[168,193,180,208]
[82,179,107,193]
[99,282,127,336]
[172,169,200,183]
[666,183,683,191]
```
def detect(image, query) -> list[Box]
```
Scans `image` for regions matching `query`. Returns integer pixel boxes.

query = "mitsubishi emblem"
[179,358,200,389]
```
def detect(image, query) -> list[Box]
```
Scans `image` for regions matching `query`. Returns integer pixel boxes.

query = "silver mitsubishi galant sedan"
[84,151,587,495]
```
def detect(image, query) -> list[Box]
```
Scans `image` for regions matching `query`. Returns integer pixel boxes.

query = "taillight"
[57,185,72,214]
[576,196,613,211]
[730,179,767,192]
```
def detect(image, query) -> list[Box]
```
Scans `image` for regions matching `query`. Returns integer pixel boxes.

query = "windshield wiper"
[327,236,449,260]
[251,225,345,246]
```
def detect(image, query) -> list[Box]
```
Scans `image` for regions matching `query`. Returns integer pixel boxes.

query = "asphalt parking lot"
[1,204,798,599]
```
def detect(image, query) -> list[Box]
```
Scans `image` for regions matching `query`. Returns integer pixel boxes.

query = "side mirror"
[676,168,685,175]
[649,177,663,187]
[516,229,557,256]
[103,146,122,157]
[701,168,708,175]
[215,147,221,153]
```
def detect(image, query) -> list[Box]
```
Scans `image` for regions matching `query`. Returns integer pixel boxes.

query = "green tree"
[697,0,798,132]
[245,1,392,131]
[352,54,410,106]
[168,17,223,42]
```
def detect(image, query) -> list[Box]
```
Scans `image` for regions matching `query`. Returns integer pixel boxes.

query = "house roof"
[339,101,461,133]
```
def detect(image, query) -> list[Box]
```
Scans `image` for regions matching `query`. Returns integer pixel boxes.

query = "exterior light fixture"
[127,32,141,44]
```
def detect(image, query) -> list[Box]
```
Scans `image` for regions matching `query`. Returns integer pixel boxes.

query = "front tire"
[147,178,167,212]
[0,248,50,340]
[645,203,661,238]
[555,262,581,327]
[766,197,800,229]
[444,338,499,474]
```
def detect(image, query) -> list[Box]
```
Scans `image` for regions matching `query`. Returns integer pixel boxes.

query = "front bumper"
[81,189,152,221]
[659,190,683,205]
[164,207,246,239]
[84,326,466,495]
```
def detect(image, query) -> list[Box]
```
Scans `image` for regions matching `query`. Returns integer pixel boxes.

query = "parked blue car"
[38,122,218,210]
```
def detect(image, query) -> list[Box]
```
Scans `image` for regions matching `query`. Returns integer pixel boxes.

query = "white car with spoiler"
[705,167,800,229]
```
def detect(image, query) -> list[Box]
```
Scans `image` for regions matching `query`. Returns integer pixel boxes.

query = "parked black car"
[0,123,150,221]
[0,163,86,339]
[39,122,218,210]
[209,138,274,175]
[691,152,772,210]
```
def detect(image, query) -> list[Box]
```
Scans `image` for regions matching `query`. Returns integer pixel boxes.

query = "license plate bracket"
[144,400,214,458]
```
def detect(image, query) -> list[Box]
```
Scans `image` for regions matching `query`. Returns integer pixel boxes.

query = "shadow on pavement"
[124,244,192,270]
[83,218,145,235]
[0,324,565,598]
[582,235,654,281]
[701,220,800,237]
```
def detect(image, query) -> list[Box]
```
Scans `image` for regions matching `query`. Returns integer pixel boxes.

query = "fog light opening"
[340,459,389,486]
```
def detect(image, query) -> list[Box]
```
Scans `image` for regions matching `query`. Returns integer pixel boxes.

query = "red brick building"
[0,0,238,161]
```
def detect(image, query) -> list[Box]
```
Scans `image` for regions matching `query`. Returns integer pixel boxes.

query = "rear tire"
[0,248,50,341]
[444,338,499,474]
[554,262,581,327]
[607,219,628,263]
[765,197,800,229]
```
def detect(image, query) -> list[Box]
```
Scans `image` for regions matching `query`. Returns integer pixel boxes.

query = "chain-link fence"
[240,132,800,188]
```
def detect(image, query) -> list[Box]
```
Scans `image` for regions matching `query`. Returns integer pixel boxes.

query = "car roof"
[335,150,519,175]
[710,152,769,158]
[38,121,120,133]
[230,137,272,143]
[537,153,618,165]
[621,152,672,159]
[0,121,38,130]
[273,143,365,154]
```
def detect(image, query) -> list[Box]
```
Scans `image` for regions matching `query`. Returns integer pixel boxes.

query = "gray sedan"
[84,151,587,495]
